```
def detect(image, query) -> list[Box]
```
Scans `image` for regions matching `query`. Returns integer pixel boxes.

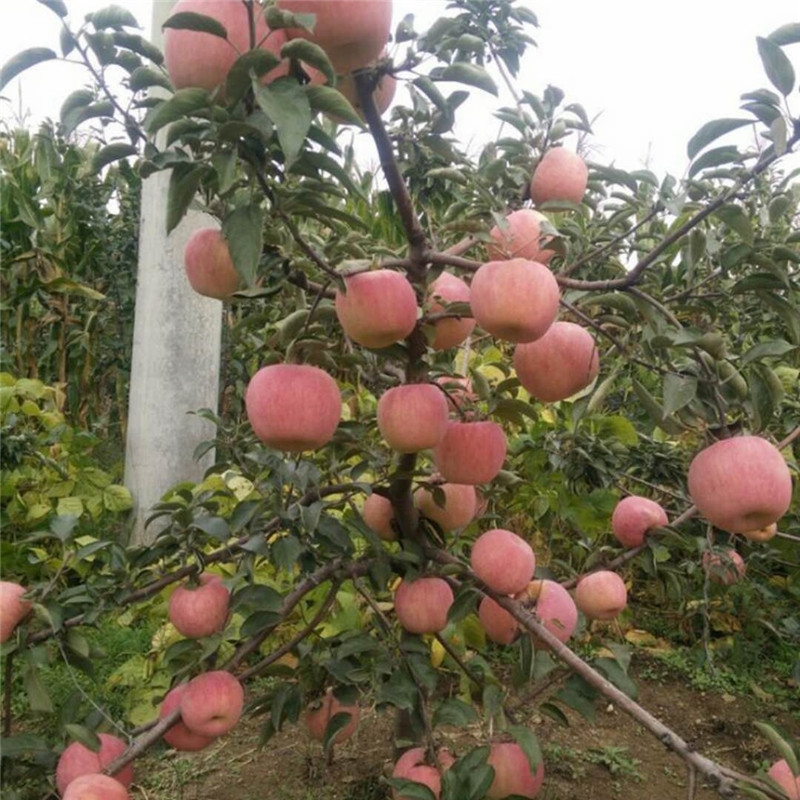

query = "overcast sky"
[2,1,799,178]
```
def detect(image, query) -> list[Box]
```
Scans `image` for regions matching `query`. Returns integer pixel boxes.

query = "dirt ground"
[137,657,799,800]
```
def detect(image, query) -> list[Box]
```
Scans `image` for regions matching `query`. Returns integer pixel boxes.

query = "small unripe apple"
[433,421,507,485]
[525,579,578,646]
[688,436,792,533]
[488,209,555,264]
[335,270,418,348]
[768,760,800,800]
[394,577,454,634]
[611,496,669,548]
[530,148,589,205]
[306,689,360,744]
[362,493,397,541]
[702,549,746,586]
[168,573,230,639]
[513,322,599,402]
[434,376,475,414]
[56,734,133,795]
[377,384,449,453]
[470,259,559,343]
[427,272,475,351]
[160,684,216,751]
[487,741,545,799]
[392,746,453,800]
[183,229,240,300]
[414,483,476,532]
[165,0,286,92]
[0,581,32,643]
[471,529,535,595]
[743,523,777,543]
[478,596,520,645]
[180,671,244,737]
[62,774,129,800]
[245,364,341,452]
[574,571,628,620]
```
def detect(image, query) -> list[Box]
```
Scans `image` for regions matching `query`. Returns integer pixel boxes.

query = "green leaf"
[688,145,741,178]
[432,698,478,728]
[166,163,211,234]
[439,62,498,95]
[162,11,227,39]
[65,724,101,752]
[741,340,797,365]
[254,77,312,165]
[413,75,448,112]
[90,5,140,30]
[145,87,210,134]
[714,204,754,244]
[129,66,172,92]
[37,0,67,17]
[265,6,316,32]
[91,143,138,173]
[103,484,133,512]
[771,117,788,156]
[1,48,58,91]
[281,39,335,85]
[686,118,751,159]
[756,36,795,96]
[23,660,53,713]
[754,721,799,774]
[222,205,264,287]
[663,374,697,417]
[192,515,230,541]
[386,779,435,800]
[768,23,800,46]
[508,725,543,770]
[225,49,282,104]
[305,85,364,127]
[632,379,684,435]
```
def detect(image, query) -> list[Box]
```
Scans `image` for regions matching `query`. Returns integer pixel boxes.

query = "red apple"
[687,436,792,534]
[513,322,599,402]
[392,746,451,800]
[434,376,475,414]
[168,573,229,639]
[0,581,32,643]
[768,760,800,800]
[611,496,669,548]
[62,774,129,800]
[377,384,449,453]
[530,148,589,205]
[470,259,559,343]
[427,272,475,351]
[487,741,545,799]
[159,684,216,752]
[56,734,133,795]
[575,571,628,620]
[277,0,393,74]
[179,671,244,737]
[433,421,507,485]
[394,577,453,634]
[183,229,240,300]
[335,270,418,348]
[488,209,555,264]
[743,523,777,543]
[362,493,397,541]
[525,580,578,646]
[164,0,287,92]
[414,483,476,532]
[245,364,341,451]
[306,689,360,744]
[702,549,746,586]
[471,529,535,595]
[479,596,520,645]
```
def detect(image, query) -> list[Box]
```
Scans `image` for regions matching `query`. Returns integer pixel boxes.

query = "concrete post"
[124,0,223,545]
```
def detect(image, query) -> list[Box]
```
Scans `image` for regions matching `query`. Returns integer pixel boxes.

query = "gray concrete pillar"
[124,0,222,545]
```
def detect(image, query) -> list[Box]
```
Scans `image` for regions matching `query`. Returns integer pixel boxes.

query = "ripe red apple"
[306,689,360,744]
[611,496,669,548]
[159,684,216,751]
[377,384,449,453]
[392,746,452,799]
[179,671,244,737]
[530,148,589,205]
[471,529,535,595]
[168,573,229,639]
[164,0,287,92]
[427,272,475,351]
[434,376,475,414]
[394,577,454,634]
[433,421,507,485]
[245,364,341,451]
[687,436,792,534]
[62,774,129,800]
[768,760,800,800]
[362,493,397,541]
[513,322,599,402]
[487,741,545,799]
[183,229,240,300]
[0,581,32,643]
[702,549,746,586]
[574,571,628,620]
[335,270,418,348]
[414,483,477,532]
[277,0,393,74]
[478,596,520,645]
[56,734,133,795]
[525,579,578,646]
[488,209,555,264]
[743,523,777,543]
[470,259,559,343]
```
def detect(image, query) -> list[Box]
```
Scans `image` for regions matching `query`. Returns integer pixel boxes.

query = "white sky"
[2,0,799,178]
